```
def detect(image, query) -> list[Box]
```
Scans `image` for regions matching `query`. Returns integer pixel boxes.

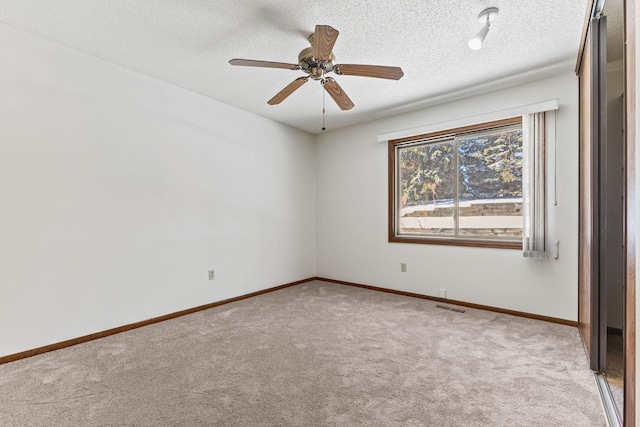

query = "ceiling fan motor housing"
[298,46,334,80]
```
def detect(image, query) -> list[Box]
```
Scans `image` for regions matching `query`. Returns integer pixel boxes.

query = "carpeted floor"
[0,280,606,426]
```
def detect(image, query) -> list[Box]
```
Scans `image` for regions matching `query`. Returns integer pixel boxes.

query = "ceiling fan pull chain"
[322,81,326,131]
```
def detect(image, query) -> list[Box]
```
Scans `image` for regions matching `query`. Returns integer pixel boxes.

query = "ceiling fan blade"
[333,64,404,80]
[322,77,354,110]
[229,59,299,70]
[313,25,339,61]
[268,77,309,105]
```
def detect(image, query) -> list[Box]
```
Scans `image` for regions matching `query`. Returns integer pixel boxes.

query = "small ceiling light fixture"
[468,7,499,50]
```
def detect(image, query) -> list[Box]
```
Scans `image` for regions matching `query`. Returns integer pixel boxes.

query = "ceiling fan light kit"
[469,7,499,50]
[229,25,404,113]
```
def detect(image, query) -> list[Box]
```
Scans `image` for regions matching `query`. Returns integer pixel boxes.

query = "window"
[389,117,523,249]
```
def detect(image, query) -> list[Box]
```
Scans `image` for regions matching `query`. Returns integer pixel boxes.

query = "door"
[592,14,609,372]
[579,15,608,372]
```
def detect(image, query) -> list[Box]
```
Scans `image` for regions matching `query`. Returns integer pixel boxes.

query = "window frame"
[388,116,523,250]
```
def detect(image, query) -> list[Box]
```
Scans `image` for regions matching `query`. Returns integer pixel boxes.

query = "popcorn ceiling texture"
[0,0,589,133]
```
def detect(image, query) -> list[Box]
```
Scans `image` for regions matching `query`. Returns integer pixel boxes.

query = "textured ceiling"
[0,0,590,134]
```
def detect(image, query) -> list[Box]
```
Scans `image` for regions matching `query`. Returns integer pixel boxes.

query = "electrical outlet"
[439,289,446,299]
[208,270,215,280]
[401,263,407,272]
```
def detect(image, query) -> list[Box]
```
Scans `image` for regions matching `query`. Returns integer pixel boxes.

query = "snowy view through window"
[398,126,523,240]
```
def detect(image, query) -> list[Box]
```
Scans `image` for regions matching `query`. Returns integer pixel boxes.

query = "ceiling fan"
[229,25,404,111]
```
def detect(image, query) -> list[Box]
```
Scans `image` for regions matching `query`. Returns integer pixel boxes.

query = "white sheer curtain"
[522,112,548,258]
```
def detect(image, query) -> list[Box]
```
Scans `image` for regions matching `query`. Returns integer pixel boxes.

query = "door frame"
[622,0,636,424]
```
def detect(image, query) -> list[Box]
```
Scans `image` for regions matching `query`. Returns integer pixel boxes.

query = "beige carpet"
[0,280,605,426]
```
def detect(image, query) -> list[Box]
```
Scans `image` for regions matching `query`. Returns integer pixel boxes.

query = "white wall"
[316,72,579,321]
[0,24,316,358]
